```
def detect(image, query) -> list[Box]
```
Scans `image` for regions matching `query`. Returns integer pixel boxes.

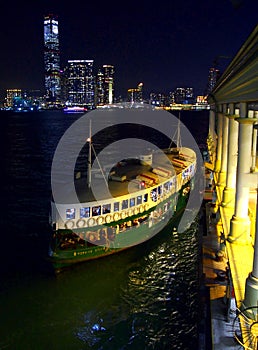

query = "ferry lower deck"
[50,147,196,234]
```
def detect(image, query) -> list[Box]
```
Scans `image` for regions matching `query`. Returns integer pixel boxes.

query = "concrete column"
[251,126,257,172]
[228,103,256,244]
[214,111,223,174]
[209,109,216,141]
[241,189,258,318]
[242,110,258,315]
[251,192,258,278]
[221,105,239,208]
[218,107,228,187]
[207,109,216,163]
[250,111,257,172]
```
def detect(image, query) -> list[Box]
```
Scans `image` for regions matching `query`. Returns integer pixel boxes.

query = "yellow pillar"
[214,112,223,174]
[228,103,257,244]
[221,107,239,208]
[207,109,216,163]
[250,111,257,172]
[218,107,228,187]
[241,189,258,317]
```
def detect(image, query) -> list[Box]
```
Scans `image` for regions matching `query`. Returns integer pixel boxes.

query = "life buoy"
[97,216,104,225]
[76,219,86,228]
[139,205,144,213]
[65,220,75,229]
[113,212,120,221]
[121,211,127,219]
[128,209,133,217]
[134,207,139,215]
[86,231,98,242]
[105,214,112,223]
[144,203,149,211]
[88,218,96,227]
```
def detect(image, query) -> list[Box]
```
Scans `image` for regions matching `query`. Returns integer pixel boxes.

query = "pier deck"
[200,171,257,349]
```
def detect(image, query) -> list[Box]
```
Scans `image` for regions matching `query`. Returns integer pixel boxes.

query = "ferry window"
[158,186,162,195]
[182,170,188,179]
[80,207,90,218]
[114,202,120,212]
[151,188,157,202]
[122,199,128,209]
[137,195,142,205]
[164,182,169,191]
[130,198,135,207]
[102,204,111,214]
[143,193,148,202]
[92,206,101,216]
[66,208,75,220]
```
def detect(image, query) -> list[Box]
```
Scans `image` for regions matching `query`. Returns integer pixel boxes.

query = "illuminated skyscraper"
[43,14,61,106]
[206,67,220,95]
[102,65,114,104]
[5,89,22,108]
[174,87,194,104]
[65,60,95,109]
[127,82,144,103]
[149,92,166,107]
[96,69,105,106]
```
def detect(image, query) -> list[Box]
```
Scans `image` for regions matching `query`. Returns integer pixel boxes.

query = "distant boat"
[63,106,87,113]
[48,105,196,270]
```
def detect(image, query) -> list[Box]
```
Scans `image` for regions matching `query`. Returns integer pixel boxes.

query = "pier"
[203,24,258,348]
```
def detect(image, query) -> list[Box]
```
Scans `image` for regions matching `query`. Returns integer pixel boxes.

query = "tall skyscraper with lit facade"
[206,67,220,95]
[44,14,61,105]
[102,65,114,104]
[65,60,95,109]
[95,69,105,106]
[127,82,143,103]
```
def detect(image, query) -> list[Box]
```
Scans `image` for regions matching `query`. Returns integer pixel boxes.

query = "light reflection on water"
[71,219,200,350]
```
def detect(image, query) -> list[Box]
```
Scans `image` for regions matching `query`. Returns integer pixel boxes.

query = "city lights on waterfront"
[0,12,233,112]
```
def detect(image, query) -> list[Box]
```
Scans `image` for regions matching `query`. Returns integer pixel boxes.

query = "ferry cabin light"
[139,181,146,189]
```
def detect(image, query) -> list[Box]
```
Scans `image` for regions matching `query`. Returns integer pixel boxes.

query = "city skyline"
[0,0,257,100]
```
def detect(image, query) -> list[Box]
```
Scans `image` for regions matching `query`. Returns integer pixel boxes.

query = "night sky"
[0,0,257,99]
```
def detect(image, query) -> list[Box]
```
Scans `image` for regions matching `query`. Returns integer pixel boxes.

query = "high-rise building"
[102,65,114,104]
[5,89,22,108]
[65,60,95,109]
[206,67,220,95]
[43,14,61,106]
[149,92,166,107]
[5,89,42,111]
[174,87,194,104]
[127,82,144,103]
[95,69,105,106]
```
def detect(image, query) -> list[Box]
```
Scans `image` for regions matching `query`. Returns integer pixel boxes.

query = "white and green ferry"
[48,147,196,270]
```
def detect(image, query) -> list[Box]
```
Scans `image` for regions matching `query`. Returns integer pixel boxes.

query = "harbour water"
[0,109,208,349]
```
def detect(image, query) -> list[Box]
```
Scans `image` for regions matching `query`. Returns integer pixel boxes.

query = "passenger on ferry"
[107,227,116,241]
[97,229,108,246]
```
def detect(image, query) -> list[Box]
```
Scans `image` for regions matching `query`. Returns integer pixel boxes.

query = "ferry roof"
[52,147,196,205]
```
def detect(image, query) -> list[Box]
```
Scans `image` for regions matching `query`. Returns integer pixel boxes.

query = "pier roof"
[208,24,258,105]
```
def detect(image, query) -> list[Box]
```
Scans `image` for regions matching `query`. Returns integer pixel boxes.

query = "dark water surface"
[0,109,209,349]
